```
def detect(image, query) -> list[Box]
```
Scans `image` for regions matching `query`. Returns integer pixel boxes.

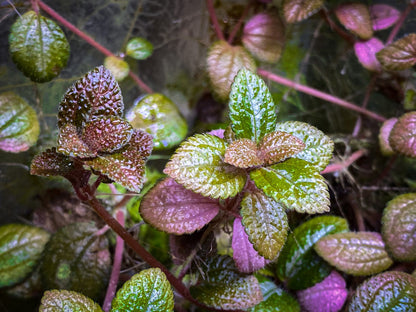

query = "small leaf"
[140,178,220,234]
[370,4,400,31]
[39,290,103,312]
[30,147,76,177]
[207,40,256,101]
[0,224,50,288]
[257,131,305,165]
[275,121,333,171]
[229,68,277,143]
[250,158,330,214]
[297,270,348,312]
[335,3,373,40]
[232,218,270,273]
[190,256,263,310]
[224,138,262,168]
[376,34,416,71]
[57,124,95,157]
[275,216,349,290]
[382,193,416,261]
[389,111,416,157]
[8,11,70,83]
[354,37,384,72]
[0,92,40,153]
[110,268,174,312]
[283,0,324,23]
[164,134,246,199]
[104,56,130,82]
[348,271,416,312]
[315,232,393,276]
[240,187,288,260]
[126,37,154,60]
[379,117,398,156]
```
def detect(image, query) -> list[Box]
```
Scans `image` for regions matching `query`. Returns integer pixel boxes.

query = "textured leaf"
[0,92,39,153]
[257,131,305,165]
[242,12,285,63]
[376,34,416,71]
[39,290,103,312]
[41,222,111,301]
[110,268,174,312]
[126,37,154,60]
[275,121,333,171]
[0,224,50,288]
[57,124,95,157]
[389,111,416,157]
[335,3,373,40]
[250,158,330,214]
[275,216,349,290]
[297,270,348,312]
[104,56,130,82]
[190,256,263,310]
[126,93,188,150]
[232,218,270,273]
[8,11,70,83]
[140,178,220,234]
[229,68,276,143]
[315,232,393,276]
[30,147,76,177]
[85,129,153,193]
[378,118,398,156]
[224,138,262,168]
[164,134,246,199]
[354,37,384,72]
[370,4,400,31]
[348,271,416,312]
[382,193,416,261]
[207,40,256,101]
[240,187,288,260]
[283,0,324,23]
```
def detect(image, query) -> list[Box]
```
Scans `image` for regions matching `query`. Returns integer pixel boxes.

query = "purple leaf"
[140,178,220,234]
[207,129,225,139]
[57,124,97,157]
[232,218,270,273]
[370,4,400,31]
[30,147,77,177]
[297,270,347,312]
[354,38,384,72]
[335,3,373,40]
[389,111,416,157]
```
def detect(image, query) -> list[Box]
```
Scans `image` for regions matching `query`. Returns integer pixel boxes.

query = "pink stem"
[257,69,387,122]
[321,150,365,174]
[386,3,415,44]
[227,2,251,44]
[206,0,225,41]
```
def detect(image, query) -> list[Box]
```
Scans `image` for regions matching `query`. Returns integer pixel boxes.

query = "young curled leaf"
[335,3,373,40]
[39,290,103,312]
[389,111,416,158]
[370,4,400,31]
[376,34,416,71]
[354,38,384,72]
[283,0,324,23]
[378,118,398,156]
[224,138,262,168]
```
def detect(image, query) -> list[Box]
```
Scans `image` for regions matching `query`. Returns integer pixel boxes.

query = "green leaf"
[0,224,50,288]
[275,121,334,171]
[241,187,288,260]
[348,272,416,312]
[110,268,174,312]
[164,134,246,199]
[39,290,103,312]
[335,3,373,40]
[229,68,277,143]
[0,92,40,153]
[283,0,324,23]
[190,256,263,310]
[275,216,349,290]
[382,193,416,261]
[250,158,330,214]
[376,33,416,71]
[104,56,130,82]
[224,138,262,168]
[315,232,393,276]
[8,11,70,83]
[389,111,416,158]
[126,37,154,60]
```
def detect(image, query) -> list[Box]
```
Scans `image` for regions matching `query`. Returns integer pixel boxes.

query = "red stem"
[320,10,355,45]
[206,0,225,41]
[386,3,415,45]
[257,69,386,122]
[321,150,365,174]
[227,2,251,44]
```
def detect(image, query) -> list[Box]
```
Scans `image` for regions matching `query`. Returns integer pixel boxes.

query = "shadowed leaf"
[370,4,400,31]
[283,0,324,23]
[389,111,416,157]
[224,138,262,168]
[335,3,373,40]
[377,34,416,71]
[378,118,398,156]
[39,290,103,312]
[354,37,384,72]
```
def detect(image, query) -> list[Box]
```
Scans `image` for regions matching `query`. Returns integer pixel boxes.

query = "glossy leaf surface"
[104,56,130,82]
[164,134,246,199]
[224,138,262,168]
[39,290,103,312]
[283,0,324,23]
[378,118,397,156]
[377,34,416,71]
[370,4,400,31]
[0,224,50,287]
[0,92,40,153]
[315,232,393,276]
[335,3,373,40]
[389,111,416,158]
[126,37,153,60]
[110,268,174,312]
[8,11,70,82]
[250,158,330,213]
[354,37,384,72]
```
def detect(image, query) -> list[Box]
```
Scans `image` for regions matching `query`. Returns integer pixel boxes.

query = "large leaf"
[110,268,174,312]
[229,68,276,143]
[39,290,103,312]
[382,193,416,261]
[8,11,70,83]
[0,92,39,153]
[164,134,246,199]
[348,272,416,312]
[315,232,393,276]
[370,4,400,31]
[389,111,416,158]
[376,34,416,71]
[335,3,373,40]
[240,187,288,260]
[275,121,333,171]
[250,158,330,214]
[190,256,263,310]
[283,0,324,23]
[224,138,262,168]
[0,224,50,288]
[140,178,220,234]
[275,216,349,290]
